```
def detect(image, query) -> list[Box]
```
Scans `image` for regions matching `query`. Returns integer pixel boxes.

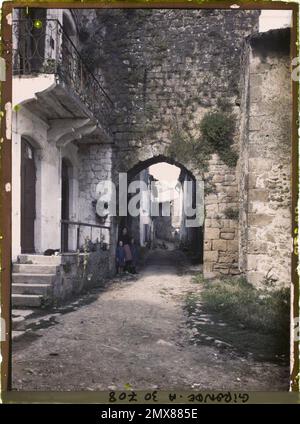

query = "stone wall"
[78,143,113,229]
[77,142,116,274]
[52,251,111,303]
[77,9,259,168]
[238,28,292,288]
[204,154,239,277]
[70,12,292,287]
[76,8,260,278]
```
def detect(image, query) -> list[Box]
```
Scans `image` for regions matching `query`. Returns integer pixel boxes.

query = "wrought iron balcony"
[12,18,114,133]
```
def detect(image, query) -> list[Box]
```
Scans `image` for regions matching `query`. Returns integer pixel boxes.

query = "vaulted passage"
[118,156,204,270]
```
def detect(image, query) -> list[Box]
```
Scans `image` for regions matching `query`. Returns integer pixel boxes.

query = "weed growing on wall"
[167,107,238,171]
[199,111,237,167]
[224,207,239,220]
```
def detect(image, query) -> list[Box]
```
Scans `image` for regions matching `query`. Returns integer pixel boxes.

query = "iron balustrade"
[12,18,114,131]
[61,219,111,253]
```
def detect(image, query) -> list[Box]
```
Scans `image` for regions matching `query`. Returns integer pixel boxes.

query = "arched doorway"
[21,137,36,253]
[118,155,204,265]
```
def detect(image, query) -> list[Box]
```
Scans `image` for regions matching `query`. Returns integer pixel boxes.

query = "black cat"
[44,249,60,256]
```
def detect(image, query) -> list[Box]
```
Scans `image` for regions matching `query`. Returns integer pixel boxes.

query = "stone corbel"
[48,118,90,144]
[55,122,97,148]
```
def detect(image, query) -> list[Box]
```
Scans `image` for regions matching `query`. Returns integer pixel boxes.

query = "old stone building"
[77,9,292,287]
[238,28,292,287]
[11,8,115,306]
[11,8,292,307]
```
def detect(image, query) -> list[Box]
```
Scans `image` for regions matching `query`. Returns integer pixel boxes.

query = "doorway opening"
[61,158,72,252]
[118,155,204,266]
[21,137,36,254]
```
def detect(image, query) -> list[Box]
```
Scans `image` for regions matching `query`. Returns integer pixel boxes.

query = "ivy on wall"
[167,105,238,170]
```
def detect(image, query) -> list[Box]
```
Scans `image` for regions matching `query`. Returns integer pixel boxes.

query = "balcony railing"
[61,219,111,253]
[12,18,114,131]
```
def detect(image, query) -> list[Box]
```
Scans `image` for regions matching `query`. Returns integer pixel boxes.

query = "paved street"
[12,248,289,391]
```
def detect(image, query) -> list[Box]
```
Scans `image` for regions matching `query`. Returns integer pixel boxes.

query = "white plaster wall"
[11,9,85,259]
[12,107,61,259]
[13,76,56,109]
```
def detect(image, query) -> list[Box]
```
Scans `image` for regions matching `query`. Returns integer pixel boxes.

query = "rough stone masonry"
[74,9,291,287]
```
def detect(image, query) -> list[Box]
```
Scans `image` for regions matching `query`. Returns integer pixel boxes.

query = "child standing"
[116,240,126,274]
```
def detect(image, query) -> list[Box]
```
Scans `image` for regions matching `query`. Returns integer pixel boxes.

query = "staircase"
[12,255,61,308]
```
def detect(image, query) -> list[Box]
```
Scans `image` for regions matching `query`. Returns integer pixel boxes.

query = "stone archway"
[77,142,240,279]
[116,147,240,279]
[117,154,204,266]
[126,154,197,182]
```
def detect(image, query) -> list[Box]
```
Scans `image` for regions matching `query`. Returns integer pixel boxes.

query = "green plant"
[166,108,237,171]
[204,185,215,195]
[200,111,235,151]
[40,294,53,309]
[198,275,290,341]
[155,39,168,51]
[63,261,72,274]
[217,97,233,112]
[167,119,214,173]
[200,110,238,167]
[192,273,205,284]
[144,104,159,117]
[219,148,238,167]
[224,207,239,220]
[42,59,56,73]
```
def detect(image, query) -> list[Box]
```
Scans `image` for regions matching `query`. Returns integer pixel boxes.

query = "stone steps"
[12,254,61,308]
[12,283,52,296]
[13,264,59,274]
[12,294,43,308]
[12,273,56,285]
[18,254,61,265]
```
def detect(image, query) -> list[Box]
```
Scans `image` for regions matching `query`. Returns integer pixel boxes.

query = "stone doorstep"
[17,254,62,265]
[12,273,56,284]
[12,283,52,296]
[12,294,43,308]
[13,264,59,274]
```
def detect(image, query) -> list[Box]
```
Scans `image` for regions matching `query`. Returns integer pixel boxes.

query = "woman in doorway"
[119,227,133,273]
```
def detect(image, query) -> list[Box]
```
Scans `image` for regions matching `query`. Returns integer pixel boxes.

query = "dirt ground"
[12,247,289,391]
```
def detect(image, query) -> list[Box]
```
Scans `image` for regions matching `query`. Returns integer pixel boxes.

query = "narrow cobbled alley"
[12,247,289,391]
